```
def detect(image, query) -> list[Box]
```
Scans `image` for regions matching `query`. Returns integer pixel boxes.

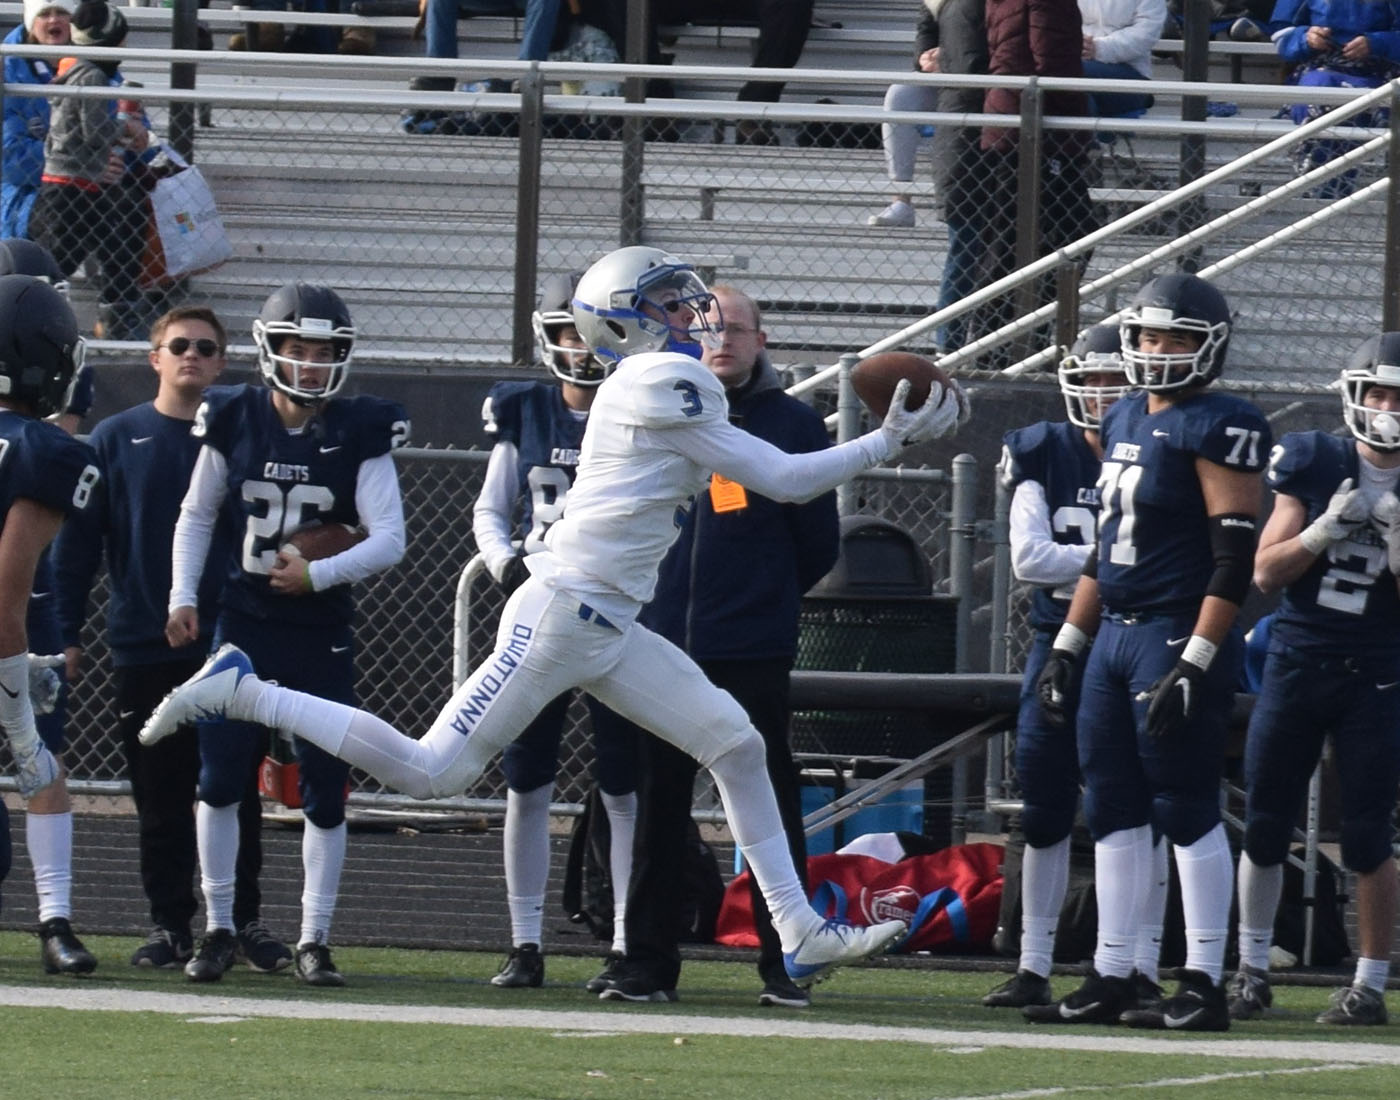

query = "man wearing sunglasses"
[54,306,286,974]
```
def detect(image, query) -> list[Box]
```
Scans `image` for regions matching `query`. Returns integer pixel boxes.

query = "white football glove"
[880,378,968,456]
[1297,477,1369,556]
[1372,490,1400,574]
[27,653,65,717]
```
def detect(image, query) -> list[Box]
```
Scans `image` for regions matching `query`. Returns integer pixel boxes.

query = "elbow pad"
[1206,513,1256,605]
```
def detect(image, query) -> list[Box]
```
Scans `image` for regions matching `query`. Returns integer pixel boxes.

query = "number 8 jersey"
[1095,389,1270,615]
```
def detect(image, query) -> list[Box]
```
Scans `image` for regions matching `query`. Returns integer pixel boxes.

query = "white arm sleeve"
[1009,479,1092,586]
[170,445,227,612]
[470,441,522,581]
[664,417,893,504]
[308,452,407,590]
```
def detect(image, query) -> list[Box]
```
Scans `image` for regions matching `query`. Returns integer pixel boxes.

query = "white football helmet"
[252,282,355,405]
[1058,324,1131,430]
[570,246,721,363]
[1342,332,1400,451]
[533,270,610,386]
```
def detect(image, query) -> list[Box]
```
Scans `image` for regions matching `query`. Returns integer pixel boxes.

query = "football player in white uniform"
[141,246,969,986]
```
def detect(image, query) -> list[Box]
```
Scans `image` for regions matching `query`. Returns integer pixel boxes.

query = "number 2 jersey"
[1094,388,1271,616]
[192,384,408,627]
[1268,430,1400,658]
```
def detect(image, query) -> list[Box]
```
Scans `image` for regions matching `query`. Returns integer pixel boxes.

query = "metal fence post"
[1177,0,1211,270]
[619,0,649,245]
[168,0,200,161]
[1384,80,1400,329]
[948,452,979,840]
[836,351,860,516]
[512,66,544,365]
[1012,79,1044,363]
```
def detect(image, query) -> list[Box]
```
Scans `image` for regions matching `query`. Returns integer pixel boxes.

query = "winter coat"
[1079,0,1167,76]
[982,0,1089,153]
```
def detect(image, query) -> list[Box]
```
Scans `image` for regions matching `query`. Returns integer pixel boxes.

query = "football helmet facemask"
[0,238,70,300]
[1059,323,1132,430]
[1120,273,1230,393]
[571,246,721,363]
[1342,332,1400,451]
[0,274,84,419]
[252,282,355,405]
[533,270,610,386]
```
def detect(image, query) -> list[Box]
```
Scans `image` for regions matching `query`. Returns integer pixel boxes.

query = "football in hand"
[279,523,367,562]
[851,351,954,419]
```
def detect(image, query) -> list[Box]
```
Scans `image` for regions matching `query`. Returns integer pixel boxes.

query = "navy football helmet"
[533,270,610,386]
[0,238,69,300]
[1059,324,1131,430]
[571,246,720,363]
[0,274,84,419]
[252,282,355,404]
[1342,332,1400,451]
[1120,273,1230,392]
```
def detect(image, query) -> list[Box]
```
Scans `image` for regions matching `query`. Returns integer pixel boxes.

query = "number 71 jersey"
[1094,389,1270,615]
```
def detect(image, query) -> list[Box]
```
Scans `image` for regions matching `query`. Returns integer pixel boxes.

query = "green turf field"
[4,932,1399,1099]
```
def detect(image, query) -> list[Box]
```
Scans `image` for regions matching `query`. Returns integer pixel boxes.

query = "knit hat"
[70,0,127,47]
[22,0,78,34]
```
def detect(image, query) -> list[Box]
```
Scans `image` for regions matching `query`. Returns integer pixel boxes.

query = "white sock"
[707,734,813,951]
[1175,824,1233,982]
[1236,853,1283,972]
[1355,956,1390,994]
[1092,825,1153,978]
[197,801,240,932]
[503,785,551,947]
[601,789,636,956]
[26,810,72,923]
[1020,836,1069,978]
[1134,837,1169,982]
[300,820,346,947]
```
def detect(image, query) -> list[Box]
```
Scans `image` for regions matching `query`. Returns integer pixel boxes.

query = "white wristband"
[1052,621,1091,657]
[1181,634,1218,672]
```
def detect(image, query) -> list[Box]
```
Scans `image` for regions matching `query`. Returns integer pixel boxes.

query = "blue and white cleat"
[139,643,254,746]
[782,917,907,987]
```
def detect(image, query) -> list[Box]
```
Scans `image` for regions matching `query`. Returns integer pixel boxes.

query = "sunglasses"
[160,337,221,358]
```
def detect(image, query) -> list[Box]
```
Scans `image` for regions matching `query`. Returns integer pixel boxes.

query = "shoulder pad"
[615,353,727,429]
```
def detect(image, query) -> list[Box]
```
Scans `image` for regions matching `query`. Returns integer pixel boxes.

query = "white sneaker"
[13,741,60,797]
[139,643,254,746]
[866,200,915,228]
[782,917,907,985]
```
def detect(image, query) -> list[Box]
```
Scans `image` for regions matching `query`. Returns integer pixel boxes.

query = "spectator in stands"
[1272,0,1400,197]
[52,305,285,974]
[474,272,636,990]
[29,1,153,341]
[593,285,840,1007]
[2,0,77,240]
[1079,0,1166,116]
[1226,333,1400,1027]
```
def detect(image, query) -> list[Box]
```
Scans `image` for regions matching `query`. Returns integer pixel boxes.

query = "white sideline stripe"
[3,984,1400,1064]
[942,1063,1364,1100]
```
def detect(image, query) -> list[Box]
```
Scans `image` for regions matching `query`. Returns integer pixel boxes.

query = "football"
[279,522,367,562]
[851,351,954,419]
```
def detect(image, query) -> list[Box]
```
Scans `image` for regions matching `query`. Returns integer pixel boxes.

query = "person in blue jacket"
[593,284,841,1007]
[2,0,77,238]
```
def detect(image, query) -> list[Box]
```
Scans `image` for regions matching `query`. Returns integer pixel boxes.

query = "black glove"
[498,554,529,595]
[1142,660,1207,740]
[1036,648,1080,727]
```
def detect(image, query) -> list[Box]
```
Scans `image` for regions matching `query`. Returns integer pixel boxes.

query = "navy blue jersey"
[1095,389,1270,615]
[1267,431,1400,657]
[482,380,586,554]
[0,412,98,526]
[1000,420,1102,631]
[194,385,408,627]
[52,403,234,666]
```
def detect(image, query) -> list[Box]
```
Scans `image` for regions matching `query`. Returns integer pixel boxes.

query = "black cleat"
[490,943,544,988]
[1225,964,1272,1020]
[185,928,237,982]
[39,917,97,975]
[237,919,292,973]
[983,969,1052,1007]
[130,926,193,969]
[758,973,811,1008]
[1121,968,1230,1031]
[584,951,625,995]
[1023,968,1133,1024]
[1129,971,1165,1012]
[295,941,346,987]
[1317,983,1388,1026]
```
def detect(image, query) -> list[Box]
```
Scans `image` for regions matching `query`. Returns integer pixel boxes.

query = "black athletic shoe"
[1023,968,1133,1024]
[130,926,193,969]
[237,919,292,973]
[584,951,625,995]
[490,943,544,988]
[983,969,1052,1008]
[1121,968,1230,1031]
[1130,971,1165,1012]
[38,917,97,975]
[598,971,678,1003]
[185,928,237,982]
[296,942,346,988]
[1317,983,1388,1026]
[1225,964,1272,1020]
[758,973,811,1008]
